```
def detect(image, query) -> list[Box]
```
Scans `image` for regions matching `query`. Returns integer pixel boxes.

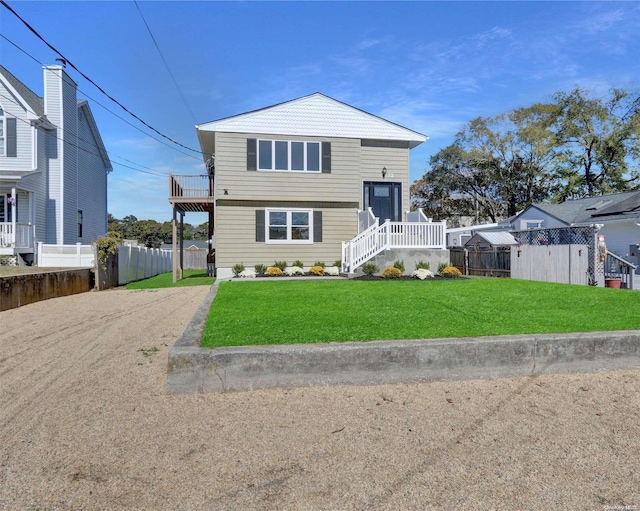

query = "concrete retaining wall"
[167,282,640,393]
[0,269,92,311]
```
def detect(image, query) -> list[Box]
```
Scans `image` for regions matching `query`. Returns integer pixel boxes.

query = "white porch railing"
[0,223,33,249]
[342,218,447,273]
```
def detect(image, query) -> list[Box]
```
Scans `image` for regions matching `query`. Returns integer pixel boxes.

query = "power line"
[0,32,202,162]
[0,0,203,156]
[0,92,171,177]
[133,0,198,125]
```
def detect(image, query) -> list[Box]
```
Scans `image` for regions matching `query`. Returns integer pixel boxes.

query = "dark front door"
[364,182,401,221]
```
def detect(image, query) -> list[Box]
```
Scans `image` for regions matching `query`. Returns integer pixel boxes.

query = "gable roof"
[0,65,45,117]
[466,231,518,246]
[513,190,640,227]
[196,93,428,158]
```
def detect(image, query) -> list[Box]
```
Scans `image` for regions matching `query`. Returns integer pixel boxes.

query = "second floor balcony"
[168,174,215,213]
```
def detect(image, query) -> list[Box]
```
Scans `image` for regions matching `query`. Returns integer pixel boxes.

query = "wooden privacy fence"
[511,245,589,285]
[450,247,511,277]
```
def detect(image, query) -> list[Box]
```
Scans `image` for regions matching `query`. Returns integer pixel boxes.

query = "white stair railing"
[342,217,447,273]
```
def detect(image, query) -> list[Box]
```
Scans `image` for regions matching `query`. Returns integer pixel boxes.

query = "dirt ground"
[1,286,639,510]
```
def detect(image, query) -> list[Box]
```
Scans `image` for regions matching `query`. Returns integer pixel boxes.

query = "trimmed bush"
[239,269,256,278]
[292,260,304,269]
[266,267,283,276]
[314,261,326,268]
[382,266,402,279]
[310,265,325,276]
[361,263,379,276]
[285,266,305,276]
[412,269,434,280]
[325,266,340,276]
[274,261,287,271]
[393,260,405,274]
[333,259,342,269]
[232,263,245,277]
[254,264,267,276]
[441,266,462,278]
[437,262,449,274]
[415,260,430,270]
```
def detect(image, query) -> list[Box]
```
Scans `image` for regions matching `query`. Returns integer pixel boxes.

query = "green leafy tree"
[551,87,640,199]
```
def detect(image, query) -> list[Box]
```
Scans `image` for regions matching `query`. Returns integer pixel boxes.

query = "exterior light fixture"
[223,189,229,195]
[382,167,387,179]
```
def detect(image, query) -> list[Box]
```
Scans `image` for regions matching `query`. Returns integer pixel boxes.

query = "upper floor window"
[258,140,321,172]
[0,107,4,156]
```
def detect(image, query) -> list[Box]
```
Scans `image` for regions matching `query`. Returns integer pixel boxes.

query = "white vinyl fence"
[38,242,95,268]
[117,244,172,285]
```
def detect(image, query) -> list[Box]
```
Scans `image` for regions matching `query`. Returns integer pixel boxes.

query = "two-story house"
[0,63,111,264]
[170,93,447,279]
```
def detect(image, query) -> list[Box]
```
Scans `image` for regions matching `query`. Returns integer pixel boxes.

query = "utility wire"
[0,0,203,156]
[0,92,171,177]
[0,33,201,162]
[133,0,198,125]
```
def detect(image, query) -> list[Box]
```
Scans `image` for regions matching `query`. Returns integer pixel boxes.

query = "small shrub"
[415,260,430,270]
[232,263,245,277]
[325,266,340,276]
[441,266,462,279]
[274,261,287,271]
[412,269,434,280]
[382,266,402,279]
[285,266,305,276]
[309,265,325,276]
[292,260,304,269]
[239,269,256,278]
[254,264,267,276]
[393,260,405,274]
[361,263,379,276]
[266,267,283,276]
[314,261,326,268]
[437,262,449,274]
[333,259,342,269]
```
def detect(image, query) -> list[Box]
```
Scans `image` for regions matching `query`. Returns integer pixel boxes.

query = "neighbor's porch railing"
[342,218,447,273]
[604,250,637,290]
[0,222,34,249]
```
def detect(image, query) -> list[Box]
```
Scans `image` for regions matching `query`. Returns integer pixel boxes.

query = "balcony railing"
[169,174,214,199]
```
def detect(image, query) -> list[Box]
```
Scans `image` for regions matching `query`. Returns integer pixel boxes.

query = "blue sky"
[1,1,639,223]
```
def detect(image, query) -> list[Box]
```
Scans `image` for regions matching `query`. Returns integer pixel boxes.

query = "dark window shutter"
[7,118,17,158]
[256,210,265,242]
[247,138,257,171]
[313,211,322,242]
[321,142,331,174]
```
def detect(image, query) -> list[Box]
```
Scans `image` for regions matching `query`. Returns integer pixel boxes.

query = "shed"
[465,232,518,249]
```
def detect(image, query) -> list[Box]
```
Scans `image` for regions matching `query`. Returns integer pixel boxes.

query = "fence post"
[76,242,82,266]
[37,241,43,266]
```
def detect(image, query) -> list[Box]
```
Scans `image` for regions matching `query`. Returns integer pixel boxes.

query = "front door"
[363,182,401,222]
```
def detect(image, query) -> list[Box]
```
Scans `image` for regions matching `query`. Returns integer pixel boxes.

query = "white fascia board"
[197,93,427,147]
[0,77,40,120]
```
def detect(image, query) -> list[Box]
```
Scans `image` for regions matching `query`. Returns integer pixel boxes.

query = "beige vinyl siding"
[215,132,361,203]
[215,205,357,268]
[359,145,410,213]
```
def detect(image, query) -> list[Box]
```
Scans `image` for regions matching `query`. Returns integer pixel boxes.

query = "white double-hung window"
[258,140,321,172]
[266,209,313,243]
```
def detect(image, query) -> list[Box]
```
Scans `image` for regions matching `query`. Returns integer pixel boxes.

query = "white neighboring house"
[0,63,111,264]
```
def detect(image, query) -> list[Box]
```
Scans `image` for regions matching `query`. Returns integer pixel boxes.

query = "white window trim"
[521,219,543,230]
[265,208,314,244]
[257,139,322,173]
[0,110,5,157]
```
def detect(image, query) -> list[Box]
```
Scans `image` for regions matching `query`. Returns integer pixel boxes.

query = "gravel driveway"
[1,286,639,510]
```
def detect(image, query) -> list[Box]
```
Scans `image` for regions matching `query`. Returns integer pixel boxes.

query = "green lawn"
[127,270,215,290]
[202,278,640,348]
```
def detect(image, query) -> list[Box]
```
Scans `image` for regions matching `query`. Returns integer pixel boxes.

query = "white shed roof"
[196,93,428,159]
[467,231,518,246]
